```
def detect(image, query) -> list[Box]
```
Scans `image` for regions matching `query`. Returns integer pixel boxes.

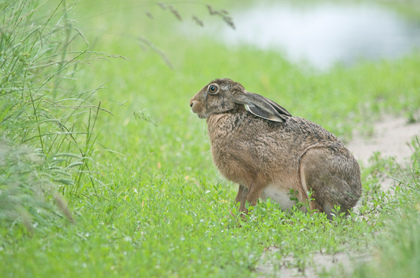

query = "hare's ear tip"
[269,116,287,122]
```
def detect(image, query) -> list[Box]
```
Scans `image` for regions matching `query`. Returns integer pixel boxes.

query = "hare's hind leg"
[299,147,362,220]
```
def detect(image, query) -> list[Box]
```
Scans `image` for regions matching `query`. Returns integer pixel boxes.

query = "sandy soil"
[256,246,370,278]
[348,116,420,165]
[256,116,420,277]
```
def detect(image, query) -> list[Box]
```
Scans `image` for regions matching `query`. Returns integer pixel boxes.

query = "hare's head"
[190,78,291,122]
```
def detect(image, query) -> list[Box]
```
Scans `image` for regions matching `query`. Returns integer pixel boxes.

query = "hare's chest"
[211,147,250,182]
[210,141,257,184]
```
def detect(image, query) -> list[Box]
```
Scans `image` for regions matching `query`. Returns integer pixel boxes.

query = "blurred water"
[216,2,420,70]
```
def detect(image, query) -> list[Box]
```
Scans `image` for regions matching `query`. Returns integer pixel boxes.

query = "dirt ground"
[256,246,371,278]
[348,116,420,165]
[256,116,420,278]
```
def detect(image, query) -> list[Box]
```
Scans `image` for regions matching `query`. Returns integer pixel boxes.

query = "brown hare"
[190,78,362,219]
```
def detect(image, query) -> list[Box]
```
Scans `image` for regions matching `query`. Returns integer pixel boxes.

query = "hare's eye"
[209,85,218,94]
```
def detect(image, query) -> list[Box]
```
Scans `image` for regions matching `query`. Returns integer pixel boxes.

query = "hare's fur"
[190,79,361,219]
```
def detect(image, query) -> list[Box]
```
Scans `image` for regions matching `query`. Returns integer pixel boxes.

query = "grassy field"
[1,1,420,277]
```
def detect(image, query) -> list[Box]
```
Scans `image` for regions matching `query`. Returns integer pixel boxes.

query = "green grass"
[349,140,420,278]
[1,0,420,277]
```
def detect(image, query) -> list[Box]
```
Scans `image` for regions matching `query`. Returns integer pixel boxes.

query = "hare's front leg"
[235,184,248,212]
[235,184,264,213]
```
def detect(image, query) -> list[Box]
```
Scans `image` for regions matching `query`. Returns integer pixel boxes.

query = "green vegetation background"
[1,0,420,277]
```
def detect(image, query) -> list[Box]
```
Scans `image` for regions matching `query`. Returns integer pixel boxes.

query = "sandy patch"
[256,247,370,278]
[348,116,420,165]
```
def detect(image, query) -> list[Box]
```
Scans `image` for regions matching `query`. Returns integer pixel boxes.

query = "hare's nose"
[189,100,194,108]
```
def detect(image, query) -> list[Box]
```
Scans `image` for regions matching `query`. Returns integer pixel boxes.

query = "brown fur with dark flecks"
[190,78,362,219]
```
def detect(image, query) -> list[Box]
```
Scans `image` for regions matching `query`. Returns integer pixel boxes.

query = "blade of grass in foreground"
[0,0,112,231]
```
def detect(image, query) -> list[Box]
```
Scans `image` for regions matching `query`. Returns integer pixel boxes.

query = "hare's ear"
[233,91,291,122]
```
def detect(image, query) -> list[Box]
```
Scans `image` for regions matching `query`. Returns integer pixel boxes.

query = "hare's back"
[283,117,342,145]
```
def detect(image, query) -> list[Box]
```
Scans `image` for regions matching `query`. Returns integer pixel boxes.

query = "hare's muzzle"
[189,99,200,113]
[190,99,206,119]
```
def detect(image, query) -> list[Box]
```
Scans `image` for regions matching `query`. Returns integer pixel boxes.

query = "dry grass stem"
[206,4,235,29]
[54,193,75,223]
[157,2,166,10]
[192,15,204,27]
[146,10,153,19]
[138,36,173,69]
[168,5,182,21]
